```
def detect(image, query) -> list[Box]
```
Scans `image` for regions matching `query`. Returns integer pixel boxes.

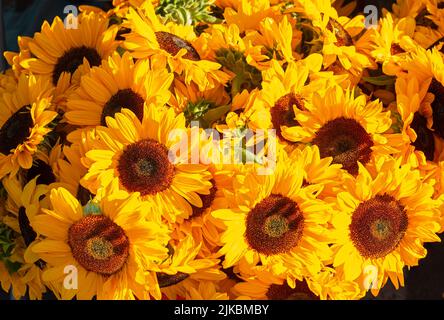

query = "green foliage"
[156,0,221,25]
[215,48,263,96]
[184,99,230,128]
[362,75,396,86]
[0,223,22,274]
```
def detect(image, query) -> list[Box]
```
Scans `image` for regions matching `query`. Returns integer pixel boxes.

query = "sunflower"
[288,145,344,197]
[169,76,230,127]
[17,143,64,189]
[0,206,28,300]
[242,15,301,66]
[258,58,337,144]
[0,74,57,179]
[211,152,333,279]
[216,88,271,134]
[19,11,119,101]
[4,36,33,79]
[2,176,50,300]
[282,85,396,175]
[393,73,442,165]
[31,184,170,300]
[169,139,238,258]
[403,47,444,151]
[81,105,213,222]
[154,235,225,300]
[391,0,426,19]
[0,70,18,95]
[331,157,442,296]
[292,0,376,78]
[185,281,230,300]
[370,13,418,76]
[65,52,173,127]
[56,140,94,206]
[233,270,322,300]
[0,246,27,300]
[411,0,444,48]
[122,1,230,91]
[223,0,282,33]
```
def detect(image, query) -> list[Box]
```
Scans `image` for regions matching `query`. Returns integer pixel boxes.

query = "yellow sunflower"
[223,0,282,33]
[2,176,50,300]
[403,47,444,152]
[331,157,442,296]
[169,76,230,126]
[31,184,170,300]
[0,197,28,300]
[81,105,213,222]
[393,73,441,165]
[411,0,444,49]
[19,11,119,101]
[391,0,425,19]
[185,281,229,300]
[215,89,271,135]
[292,0,376,78]
[55,140,93,205]
[370,13,418,76]
[233,270,322,300]
[242,15,302,66]
[122,1,230,91]
[65,51,173,127]
[154,235,225,300]
[4,36,33,79]
[0,74,56,179]
[0,70,18,95]
[168,133,241,259]
[212,153,333,279]
[233,267,366,300]
[258,58,345,145]
[288,145,344,197]
[0,245,27,300]
[282,85,396,175]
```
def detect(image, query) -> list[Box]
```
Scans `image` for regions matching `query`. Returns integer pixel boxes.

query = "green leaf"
[362,75,396,86]
[3,259,22,275]
[202,104,231,126]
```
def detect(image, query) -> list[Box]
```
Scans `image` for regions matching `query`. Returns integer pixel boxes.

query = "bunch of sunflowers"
[1,0,444,300]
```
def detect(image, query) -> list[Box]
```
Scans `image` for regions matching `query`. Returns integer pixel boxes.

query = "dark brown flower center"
[411,112,435,161]
[270,93,302,141]
[266,280,319,300]
[349,194,408,259]
[312,117,374,175]
[117,139,175,196]
[155,31,200,61]
[26,160,56,185]
[429,79,444,140]
[0,106,33,155]
[68,215,129,275]
[245,194,304,255]
[157,272,189,288]
[101,89,145,126]
[327,18,353,47]
[53,46,102,85]
[190,179,217,218]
